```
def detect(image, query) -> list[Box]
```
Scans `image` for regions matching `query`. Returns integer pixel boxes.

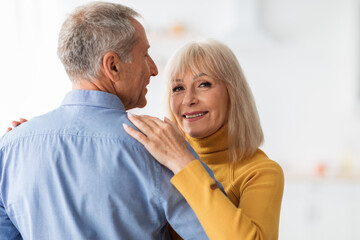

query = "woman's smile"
[183,111,209,121]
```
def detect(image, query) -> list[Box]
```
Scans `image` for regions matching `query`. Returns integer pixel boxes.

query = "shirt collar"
[61,89,126,111]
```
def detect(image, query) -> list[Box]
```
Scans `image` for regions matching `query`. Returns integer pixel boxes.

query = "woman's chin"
[186,129,210,139]
[185,124,224,139]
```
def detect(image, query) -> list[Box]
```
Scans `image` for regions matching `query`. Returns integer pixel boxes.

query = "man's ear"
[102,52,122,83]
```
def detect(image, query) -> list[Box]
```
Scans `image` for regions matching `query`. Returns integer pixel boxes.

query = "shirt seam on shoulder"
[61,104,124,111]
[0,132,143,152]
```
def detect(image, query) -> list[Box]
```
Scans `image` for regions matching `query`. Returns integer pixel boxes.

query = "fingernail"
[127,112,134,117]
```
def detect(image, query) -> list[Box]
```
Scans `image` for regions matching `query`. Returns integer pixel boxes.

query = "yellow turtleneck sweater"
[170,125,284,240]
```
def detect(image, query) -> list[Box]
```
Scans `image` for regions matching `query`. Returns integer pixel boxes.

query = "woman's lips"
[182,111,208,121]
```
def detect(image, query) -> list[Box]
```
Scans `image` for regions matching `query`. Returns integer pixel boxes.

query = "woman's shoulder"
[234,149,284,181]
[240,149,281,167]
[229,149,284,200]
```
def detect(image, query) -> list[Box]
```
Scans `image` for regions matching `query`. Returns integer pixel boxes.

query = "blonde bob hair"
[164,39,263,162]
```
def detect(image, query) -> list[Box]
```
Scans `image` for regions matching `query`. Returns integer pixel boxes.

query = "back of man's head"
[57,2,140,83]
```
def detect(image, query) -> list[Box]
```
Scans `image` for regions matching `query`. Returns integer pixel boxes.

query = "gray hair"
[57,1,140,82]
[165,39,264,162]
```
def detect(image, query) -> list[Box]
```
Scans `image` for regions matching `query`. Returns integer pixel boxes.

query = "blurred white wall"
[0,0,359,239]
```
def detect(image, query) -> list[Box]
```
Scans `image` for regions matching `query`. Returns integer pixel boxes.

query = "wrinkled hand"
[6,118,28,132]
[123,114,195,174]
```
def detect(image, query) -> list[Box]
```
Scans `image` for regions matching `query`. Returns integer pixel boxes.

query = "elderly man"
[0,2,213,239]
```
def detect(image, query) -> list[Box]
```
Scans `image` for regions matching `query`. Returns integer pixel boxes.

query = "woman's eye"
[172,86,184,92]
[199,81,212,87]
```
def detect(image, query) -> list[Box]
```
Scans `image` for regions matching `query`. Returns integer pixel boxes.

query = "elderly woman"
[124,39,284,240]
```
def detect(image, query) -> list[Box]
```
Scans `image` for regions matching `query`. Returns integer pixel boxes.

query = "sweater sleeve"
[170,160,284,240]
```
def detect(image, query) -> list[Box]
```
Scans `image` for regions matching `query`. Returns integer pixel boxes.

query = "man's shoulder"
[0,107,140,148]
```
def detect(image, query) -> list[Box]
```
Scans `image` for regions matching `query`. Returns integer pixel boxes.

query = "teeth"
[184,112,206,119]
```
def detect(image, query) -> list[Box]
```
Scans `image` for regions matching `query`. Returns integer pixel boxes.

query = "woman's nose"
[182,89,198,106]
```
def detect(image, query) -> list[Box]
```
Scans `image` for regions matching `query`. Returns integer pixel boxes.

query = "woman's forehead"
[174,66,206,78]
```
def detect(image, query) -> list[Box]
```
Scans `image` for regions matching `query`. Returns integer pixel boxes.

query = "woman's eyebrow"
[171,73,207,83]
[172,79,183,83]
[193,73,207,80]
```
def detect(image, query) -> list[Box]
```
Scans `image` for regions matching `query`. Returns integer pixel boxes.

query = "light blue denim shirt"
[0,89,211,240]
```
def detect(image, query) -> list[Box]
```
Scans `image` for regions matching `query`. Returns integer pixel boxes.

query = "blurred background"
[1,0,359,239]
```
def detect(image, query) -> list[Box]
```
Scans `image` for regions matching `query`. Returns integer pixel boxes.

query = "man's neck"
[72,79,116,96]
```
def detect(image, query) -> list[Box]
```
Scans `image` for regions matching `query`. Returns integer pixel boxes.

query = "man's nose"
[149,56,158,77]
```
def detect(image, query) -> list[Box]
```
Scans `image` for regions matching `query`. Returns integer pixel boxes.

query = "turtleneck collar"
[186,124,228,155]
